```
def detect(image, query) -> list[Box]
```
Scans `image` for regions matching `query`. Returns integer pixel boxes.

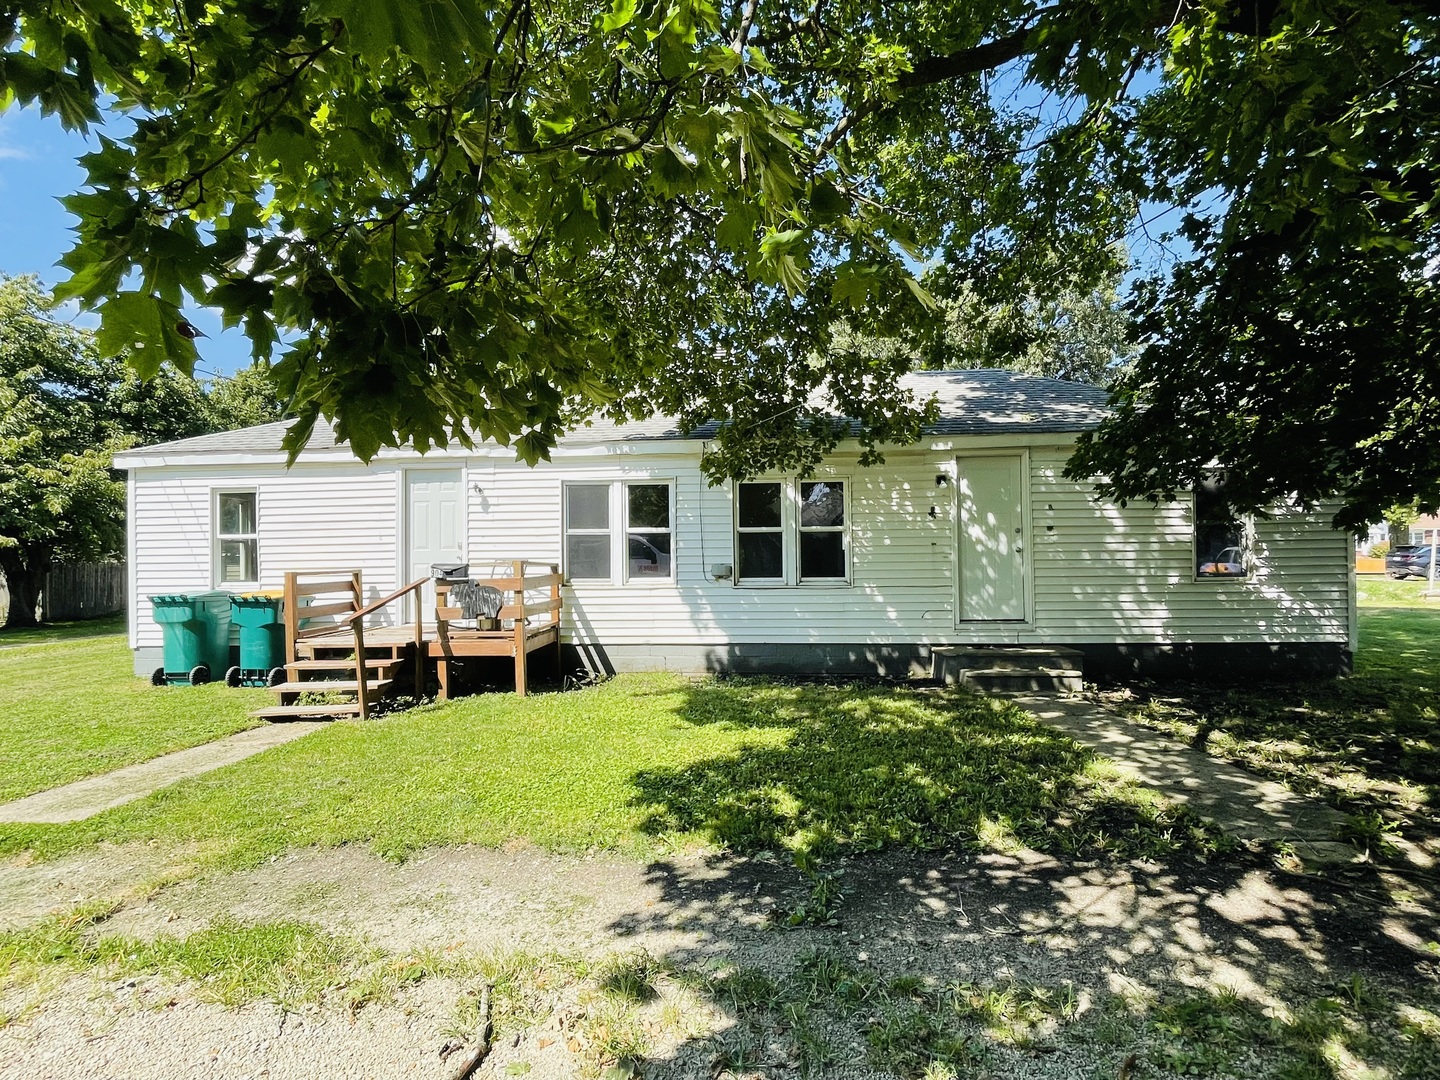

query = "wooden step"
[269,679,393,695]
[251,703,364,720]
[286,658,400,673]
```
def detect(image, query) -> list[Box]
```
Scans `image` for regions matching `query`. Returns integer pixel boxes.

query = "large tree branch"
[732,0,760,55]
[896,22,1040,91]
[815,10,1056,159]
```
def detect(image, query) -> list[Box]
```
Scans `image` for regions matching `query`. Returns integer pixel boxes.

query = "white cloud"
[0,111,33,161]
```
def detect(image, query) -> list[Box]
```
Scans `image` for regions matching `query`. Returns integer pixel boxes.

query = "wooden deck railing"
[433,559,564,697]
[282,571,364,663]
[281,570,428,718]
[346,577,428,712]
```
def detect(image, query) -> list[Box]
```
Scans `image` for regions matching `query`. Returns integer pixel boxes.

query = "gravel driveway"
[1,843,1436,1079]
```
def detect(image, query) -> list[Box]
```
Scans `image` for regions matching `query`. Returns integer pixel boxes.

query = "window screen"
[216,492,258,583]
[565,484,612,581]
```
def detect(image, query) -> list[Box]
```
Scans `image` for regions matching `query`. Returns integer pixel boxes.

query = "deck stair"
[931,645,1084,694]
[250,571,427,721]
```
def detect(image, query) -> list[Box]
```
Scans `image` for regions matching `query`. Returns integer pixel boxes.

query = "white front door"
[956,454,1027,622]
[406,469,464,618]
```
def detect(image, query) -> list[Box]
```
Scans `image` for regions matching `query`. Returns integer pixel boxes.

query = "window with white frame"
[735,478,849,585]
[626,483,673,580]
[736,482,785,581]
[1194,476,1248,578]
[215,491,259,585]
[563,480,674,583]
[564,484,612,581]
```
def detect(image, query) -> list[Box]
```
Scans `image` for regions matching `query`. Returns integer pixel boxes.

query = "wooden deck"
[255,561,563,720]
[296,624,427,650]
[297,618,563,699]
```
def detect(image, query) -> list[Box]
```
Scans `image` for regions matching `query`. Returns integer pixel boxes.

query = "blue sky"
[0,105,255,377]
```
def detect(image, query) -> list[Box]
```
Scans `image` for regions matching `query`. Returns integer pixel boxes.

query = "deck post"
[550,563,562,684]
[283,572,299,665]
[353,620,370,719]
[513,558,527,696]
[413,591,424,697]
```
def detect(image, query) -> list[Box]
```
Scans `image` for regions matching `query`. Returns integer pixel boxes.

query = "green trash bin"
[227,594,286,688]
[148,591,234,686]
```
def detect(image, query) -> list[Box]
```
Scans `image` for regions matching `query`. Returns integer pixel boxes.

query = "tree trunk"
[0,548,49,628]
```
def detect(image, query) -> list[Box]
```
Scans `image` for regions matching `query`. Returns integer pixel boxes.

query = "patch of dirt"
[1,843,1437,1079]
[0,843,204,929]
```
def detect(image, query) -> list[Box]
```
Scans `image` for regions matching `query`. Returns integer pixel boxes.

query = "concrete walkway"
[1010,694,1358,868]
[0,722,328,825]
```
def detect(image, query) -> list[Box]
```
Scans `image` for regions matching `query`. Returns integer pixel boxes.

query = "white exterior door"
[406,469,464,618]
[956,454,1027,622]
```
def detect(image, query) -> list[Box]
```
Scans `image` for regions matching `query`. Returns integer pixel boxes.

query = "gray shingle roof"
[119,370,1110,459]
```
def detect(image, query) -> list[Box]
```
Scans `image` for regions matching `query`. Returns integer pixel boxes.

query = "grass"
[1091,576,1440,864]
[0,674,1229,870]
[0,902,444,1025]
[0,621,269,803]
[0,612,126,648]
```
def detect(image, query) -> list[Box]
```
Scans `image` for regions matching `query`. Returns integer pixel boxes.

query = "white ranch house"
[114,370,1356,682]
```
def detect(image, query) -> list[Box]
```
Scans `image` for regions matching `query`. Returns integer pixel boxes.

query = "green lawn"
[1098,576,1440,862]
[0,673,1224,870]
[0,622,269,803]
[3,586,1430,872]
[0,612,126,648]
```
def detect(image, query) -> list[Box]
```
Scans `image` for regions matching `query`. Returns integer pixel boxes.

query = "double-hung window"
[215,491,259,585]
[563,481,674,584]
[1194,476,1248,578]
[626,483,673,579]
[564,484,612,581]
[736,482,785,581]
[735,478,849,585]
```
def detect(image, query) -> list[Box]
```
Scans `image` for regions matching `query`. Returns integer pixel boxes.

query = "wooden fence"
[0,563,126,622]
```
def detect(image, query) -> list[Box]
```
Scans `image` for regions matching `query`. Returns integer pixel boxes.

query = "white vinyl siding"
[128,463,401,650]
[127,443,1353,659]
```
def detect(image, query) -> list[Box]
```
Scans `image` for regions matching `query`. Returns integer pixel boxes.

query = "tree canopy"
[3,1,1436,526]
[0,275,284,626]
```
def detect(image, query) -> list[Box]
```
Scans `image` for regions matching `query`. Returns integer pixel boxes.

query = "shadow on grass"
[595,843,1440,1079]
[0,612,126,648]
[1096,606,1440,857]
[630,681,1228,864]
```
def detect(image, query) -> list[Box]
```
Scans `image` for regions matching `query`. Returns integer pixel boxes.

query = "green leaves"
[0,275,258,622]
[599,0,637,33]
[315,0,490,73]
[95,293,200,378]
[3,0,1435,518]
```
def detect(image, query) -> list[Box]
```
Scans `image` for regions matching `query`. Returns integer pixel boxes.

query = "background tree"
[828,261,1133,386]
[916,254,1134,384]
[204,364,288,430]
[3,1,1435,527]
[0,276,282,627]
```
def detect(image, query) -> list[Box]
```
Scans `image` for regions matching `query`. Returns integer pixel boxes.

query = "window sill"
[734,581,853,589]
[566,580,678,587]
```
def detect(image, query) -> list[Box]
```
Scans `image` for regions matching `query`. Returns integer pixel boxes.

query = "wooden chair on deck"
[430,560,563,697]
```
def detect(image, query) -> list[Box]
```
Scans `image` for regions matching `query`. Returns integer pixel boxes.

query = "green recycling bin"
[227,594,286,688]
[148,591,234,686]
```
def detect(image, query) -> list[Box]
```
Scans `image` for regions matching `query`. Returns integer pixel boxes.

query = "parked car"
[1198,545,1246,576]
[1386,545,1434,579]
